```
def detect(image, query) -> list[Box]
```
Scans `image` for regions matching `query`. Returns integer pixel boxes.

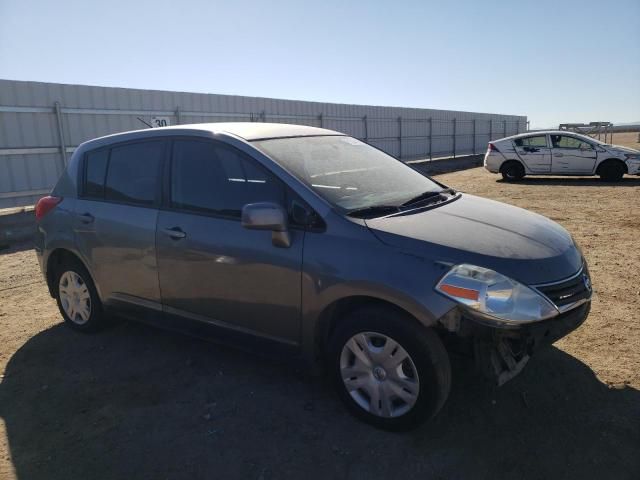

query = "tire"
[598,161,625,182]
[54,257,105,332]
[328,306,451,431]
[500,161,525,181]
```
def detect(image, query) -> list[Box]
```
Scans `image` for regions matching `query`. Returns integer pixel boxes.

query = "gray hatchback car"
[35,123,592,430]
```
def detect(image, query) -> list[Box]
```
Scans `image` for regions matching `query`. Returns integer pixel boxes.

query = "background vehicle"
[484,131,640,181]
[34,123,591,430]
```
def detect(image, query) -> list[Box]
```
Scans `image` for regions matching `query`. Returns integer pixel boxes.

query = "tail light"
[488,143,500,152]
[35,196,62,221]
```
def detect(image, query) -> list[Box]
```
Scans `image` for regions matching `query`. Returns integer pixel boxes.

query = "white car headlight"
[435,264,558,324]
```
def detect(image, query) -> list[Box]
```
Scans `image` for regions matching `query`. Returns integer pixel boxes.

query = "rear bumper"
[483,153,501,173]
[462,302,590,384]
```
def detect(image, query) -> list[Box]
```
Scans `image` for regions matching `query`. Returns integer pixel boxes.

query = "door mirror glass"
[241,202,290,247]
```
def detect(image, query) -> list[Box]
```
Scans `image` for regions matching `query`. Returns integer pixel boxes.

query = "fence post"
[54,101,67,170]
[260,110,266,122]
[175,106,181,125]
[319,113,324,128]
[428,118,432,160]
[452,118,457,159]
[503,120,507,137]
[363,115,368,142]
[473,119,477,155]
[489,120,493,142]
[526,120,530,132]
[398,116,402,159]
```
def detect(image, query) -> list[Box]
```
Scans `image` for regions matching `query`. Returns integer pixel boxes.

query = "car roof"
[163,122,343,140]
[495,130,590,142]
[82,122,342,149]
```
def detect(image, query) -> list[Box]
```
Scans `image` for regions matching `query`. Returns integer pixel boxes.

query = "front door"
[513,134,551,172]
[550,135,597,174]
[156,138,303,345]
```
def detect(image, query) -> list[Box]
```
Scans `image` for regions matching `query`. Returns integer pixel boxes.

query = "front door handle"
[163,227,186,240]
[555,153,564,158]
[78,212,94,224]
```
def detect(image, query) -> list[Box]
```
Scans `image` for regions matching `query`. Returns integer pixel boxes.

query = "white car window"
[550,135,592,149]
[515,136,547,148]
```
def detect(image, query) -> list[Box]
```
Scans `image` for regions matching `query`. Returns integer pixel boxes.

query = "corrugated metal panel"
[0,79,527,207]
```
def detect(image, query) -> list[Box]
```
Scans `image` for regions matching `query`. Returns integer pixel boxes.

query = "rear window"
[83,149,109,198]
[104,141,164,206]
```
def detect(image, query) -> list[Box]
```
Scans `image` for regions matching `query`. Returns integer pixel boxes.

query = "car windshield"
[253,135,444,211]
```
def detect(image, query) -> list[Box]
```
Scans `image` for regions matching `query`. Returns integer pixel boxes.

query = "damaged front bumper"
[442,302,590,385]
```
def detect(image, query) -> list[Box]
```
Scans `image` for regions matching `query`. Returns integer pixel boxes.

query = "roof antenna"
[137,117,152,128]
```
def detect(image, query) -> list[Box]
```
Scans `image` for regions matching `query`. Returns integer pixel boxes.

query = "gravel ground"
[1,167,639,480]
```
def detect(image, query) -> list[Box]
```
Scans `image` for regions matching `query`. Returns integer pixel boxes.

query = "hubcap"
[59,271,91,325]
[340,332,420,418]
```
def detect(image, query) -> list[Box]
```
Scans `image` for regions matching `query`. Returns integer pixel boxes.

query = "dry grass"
[590,131,640,150]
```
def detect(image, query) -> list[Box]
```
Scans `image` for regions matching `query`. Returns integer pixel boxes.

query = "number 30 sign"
[150,116,170,128]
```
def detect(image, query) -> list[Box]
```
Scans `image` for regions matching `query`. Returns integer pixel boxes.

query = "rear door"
[513,135,551,172]
[550,135,597,174]
[74,140,165,311]
[156,138,304,345]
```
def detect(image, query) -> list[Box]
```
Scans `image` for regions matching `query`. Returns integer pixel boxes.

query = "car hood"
[608,145,640,154]
[365,194,582,285]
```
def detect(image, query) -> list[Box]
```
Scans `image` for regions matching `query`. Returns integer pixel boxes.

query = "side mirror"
[241,202,290,248]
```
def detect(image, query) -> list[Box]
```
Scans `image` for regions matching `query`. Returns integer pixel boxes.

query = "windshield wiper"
[347,205,400,219]
[400,188,455,208]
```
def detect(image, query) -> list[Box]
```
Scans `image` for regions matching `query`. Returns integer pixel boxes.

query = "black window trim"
[79,138,168,209]
[161,136,321,230]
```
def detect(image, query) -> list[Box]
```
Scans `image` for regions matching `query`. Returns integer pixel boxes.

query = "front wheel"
[328,307,451,431]
[598,161,625,182]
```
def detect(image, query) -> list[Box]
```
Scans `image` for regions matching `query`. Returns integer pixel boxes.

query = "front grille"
[535,269,591,308]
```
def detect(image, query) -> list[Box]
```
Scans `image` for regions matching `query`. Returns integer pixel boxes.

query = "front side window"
[253,136,443,211]
[170,140,284,218]
[104,141,164,206]
[550,135,592,149]
[514,136,547,148]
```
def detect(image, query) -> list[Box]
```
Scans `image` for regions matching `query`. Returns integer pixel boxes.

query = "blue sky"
[1,0,638,128]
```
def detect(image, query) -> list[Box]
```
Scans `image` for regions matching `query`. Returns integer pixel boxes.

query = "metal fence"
[0,80,526,208]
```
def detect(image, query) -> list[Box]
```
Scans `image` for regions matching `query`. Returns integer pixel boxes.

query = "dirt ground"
[1,167,639,480]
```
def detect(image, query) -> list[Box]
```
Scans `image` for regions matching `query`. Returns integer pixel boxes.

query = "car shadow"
[1,321,638,480]
[497,176,640,187]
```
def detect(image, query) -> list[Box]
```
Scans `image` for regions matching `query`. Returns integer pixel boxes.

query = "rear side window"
[514,136,547,147]
[104,141,164,206]
[83,149,109,198]
[171,140,284,218]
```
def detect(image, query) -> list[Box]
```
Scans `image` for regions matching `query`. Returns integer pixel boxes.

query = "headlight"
[624,153,640,160]
[435,264,558,324]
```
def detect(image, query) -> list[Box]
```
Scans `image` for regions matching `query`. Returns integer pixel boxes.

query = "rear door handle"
[163,227,186,240]
[78,212,94,224]
[555,153,564,158]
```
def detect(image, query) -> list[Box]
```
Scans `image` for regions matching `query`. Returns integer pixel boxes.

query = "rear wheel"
[328,306,451,431]
[54,258,105,332]
[598,160,625,182]
[500,161,525,181]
